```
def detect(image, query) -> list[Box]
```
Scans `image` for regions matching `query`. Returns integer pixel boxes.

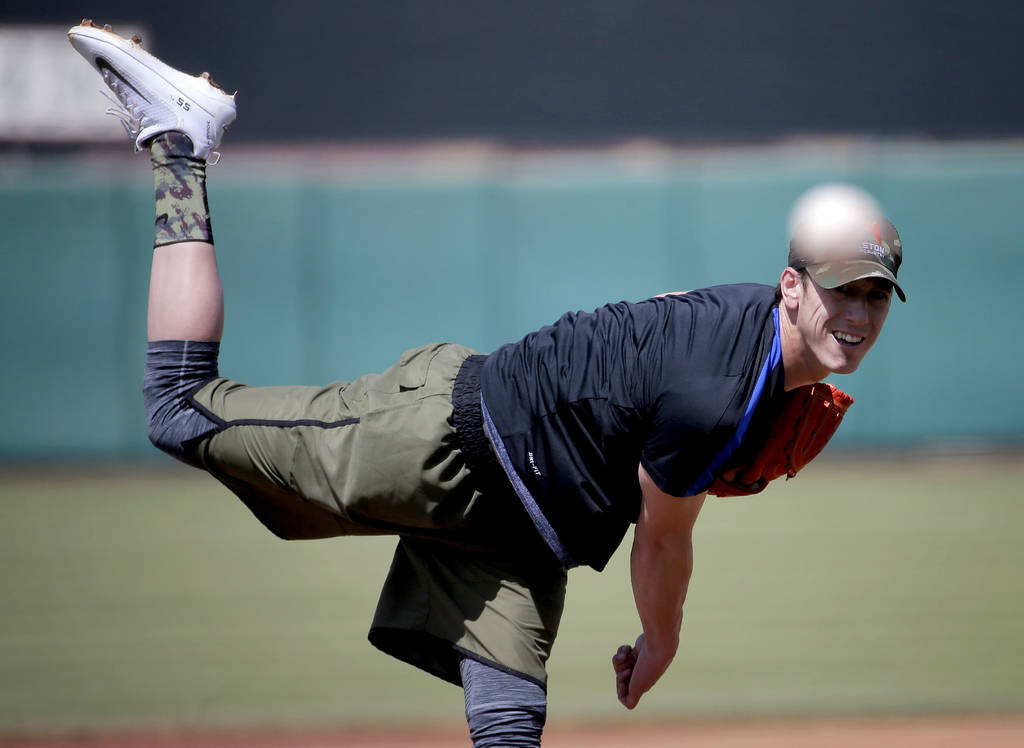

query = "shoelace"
[97,68,222,164]
[99,69,143,145]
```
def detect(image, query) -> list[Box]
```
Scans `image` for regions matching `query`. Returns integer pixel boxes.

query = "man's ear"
[779,267,803,312]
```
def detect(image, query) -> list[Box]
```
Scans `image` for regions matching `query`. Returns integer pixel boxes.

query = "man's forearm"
[630,526,693,657]
[617,470,704,708]
[616,524,696,708]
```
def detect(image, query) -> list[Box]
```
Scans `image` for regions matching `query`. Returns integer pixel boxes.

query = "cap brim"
[805,259,906,302]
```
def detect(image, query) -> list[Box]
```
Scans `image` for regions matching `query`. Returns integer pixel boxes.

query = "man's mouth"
[833,331,865,346]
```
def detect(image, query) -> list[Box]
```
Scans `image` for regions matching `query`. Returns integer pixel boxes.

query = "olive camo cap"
[789,216,906,302]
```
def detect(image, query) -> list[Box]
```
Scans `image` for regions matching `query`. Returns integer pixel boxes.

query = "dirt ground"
[4,715,1024,748]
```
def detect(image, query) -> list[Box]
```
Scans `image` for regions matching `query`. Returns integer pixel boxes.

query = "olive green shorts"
[187,342,566,686]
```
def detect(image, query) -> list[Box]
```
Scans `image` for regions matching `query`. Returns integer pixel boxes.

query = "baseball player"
[68,20,906,747]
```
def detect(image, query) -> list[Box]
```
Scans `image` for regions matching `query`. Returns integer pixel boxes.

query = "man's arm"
[613,463,705,709]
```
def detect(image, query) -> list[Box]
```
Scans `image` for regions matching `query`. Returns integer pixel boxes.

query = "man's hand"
[612,634,676,709]
[613,638,641,707]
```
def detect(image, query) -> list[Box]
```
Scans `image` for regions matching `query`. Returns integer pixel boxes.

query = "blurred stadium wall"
[2,139,1022,457]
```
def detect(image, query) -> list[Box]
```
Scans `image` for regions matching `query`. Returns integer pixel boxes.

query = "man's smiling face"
[794,273,893,377]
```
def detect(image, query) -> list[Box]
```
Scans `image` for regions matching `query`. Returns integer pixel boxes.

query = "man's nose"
[844,296,869,325]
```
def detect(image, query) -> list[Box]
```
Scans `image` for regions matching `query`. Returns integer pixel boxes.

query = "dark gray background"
[7,0,1023,143]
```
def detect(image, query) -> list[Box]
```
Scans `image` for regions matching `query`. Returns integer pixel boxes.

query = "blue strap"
[682,307,783,496]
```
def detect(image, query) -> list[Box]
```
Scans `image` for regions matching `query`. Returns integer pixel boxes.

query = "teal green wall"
[2,142,1021,457]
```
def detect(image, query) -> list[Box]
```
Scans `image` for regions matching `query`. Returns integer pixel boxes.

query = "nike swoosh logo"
[96,57,151,103]
[155,213,169,226]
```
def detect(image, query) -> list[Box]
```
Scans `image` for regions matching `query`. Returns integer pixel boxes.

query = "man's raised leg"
[67,21,237,462]
[142,132,226,462]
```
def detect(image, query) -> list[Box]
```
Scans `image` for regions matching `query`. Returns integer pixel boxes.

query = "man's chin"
[828,357,862,376]
[823,340,872,376]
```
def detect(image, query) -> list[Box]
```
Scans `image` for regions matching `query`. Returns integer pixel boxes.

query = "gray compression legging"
[142,340,221,464]
[460,657,547,747]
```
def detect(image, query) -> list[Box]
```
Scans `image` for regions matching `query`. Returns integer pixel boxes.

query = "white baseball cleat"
[67,19,237,164]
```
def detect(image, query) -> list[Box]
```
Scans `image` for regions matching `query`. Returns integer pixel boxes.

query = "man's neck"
[778,305,826,390]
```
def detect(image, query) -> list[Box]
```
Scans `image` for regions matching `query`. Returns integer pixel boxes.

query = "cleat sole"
[68,23,231,98]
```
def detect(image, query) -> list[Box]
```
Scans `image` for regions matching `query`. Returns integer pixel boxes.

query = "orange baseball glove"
[709,382,854,497]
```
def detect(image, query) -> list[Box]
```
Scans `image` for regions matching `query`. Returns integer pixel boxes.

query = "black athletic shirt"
[479,283,786,571]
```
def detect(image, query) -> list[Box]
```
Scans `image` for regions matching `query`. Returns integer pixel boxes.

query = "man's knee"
[460,657,546,748]
[143,340,221,464]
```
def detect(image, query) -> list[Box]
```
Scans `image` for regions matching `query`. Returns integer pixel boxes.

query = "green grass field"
[1,455,1022,733]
